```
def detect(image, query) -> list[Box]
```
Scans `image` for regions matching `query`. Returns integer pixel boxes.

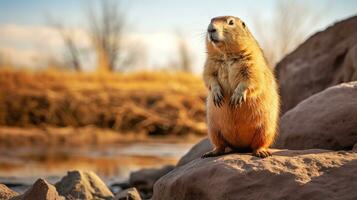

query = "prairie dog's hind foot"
[201,148,225,158]
[252,148,272,158]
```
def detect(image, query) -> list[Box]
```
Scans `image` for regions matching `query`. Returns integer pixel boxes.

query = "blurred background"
[0,0,356,194]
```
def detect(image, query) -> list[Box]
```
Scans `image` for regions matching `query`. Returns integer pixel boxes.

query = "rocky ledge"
[153,144,357,200]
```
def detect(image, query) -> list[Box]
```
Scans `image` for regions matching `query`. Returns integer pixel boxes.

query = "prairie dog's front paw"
[230,89,247,107]
[212,85,224,107]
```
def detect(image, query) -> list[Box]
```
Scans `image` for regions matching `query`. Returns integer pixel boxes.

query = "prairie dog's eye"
[228,19,235,26]
[242,22,246,28]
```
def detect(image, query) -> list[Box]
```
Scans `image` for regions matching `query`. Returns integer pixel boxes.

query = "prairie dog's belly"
[206,94,257,147]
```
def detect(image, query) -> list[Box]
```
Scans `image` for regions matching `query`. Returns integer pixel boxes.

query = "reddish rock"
[275,82,357,150]
[13,179,64,200]
[176,138,212,167]
[276,16,357,113]
[129,165,174,199]
[153,149,357,200]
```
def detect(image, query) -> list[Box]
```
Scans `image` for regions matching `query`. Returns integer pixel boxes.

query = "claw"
[253,148,272,158]
[230,90,246,108]
[212,86,224,108]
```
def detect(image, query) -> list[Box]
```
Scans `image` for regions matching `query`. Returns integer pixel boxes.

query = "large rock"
[275,82,357,150]
[55,170,113,200]
[276,16,357,113]
[153,150,357,200]
[176,138,212,167]
[13,179,64,200]
[0,184,18,200]
[129,165,174,199]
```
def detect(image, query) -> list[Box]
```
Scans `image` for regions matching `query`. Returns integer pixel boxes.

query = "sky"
[0,0,357,73]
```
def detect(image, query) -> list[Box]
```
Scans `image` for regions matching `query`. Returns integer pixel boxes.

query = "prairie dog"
[202,16,280,158]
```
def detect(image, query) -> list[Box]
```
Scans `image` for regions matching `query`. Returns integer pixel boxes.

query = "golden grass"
[0,69,207,136]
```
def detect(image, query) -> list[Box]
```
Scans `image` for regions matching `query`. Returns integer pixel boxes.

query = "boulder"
[276,16,357,113]
[0,184,18,200]
[13,179,64,200]
[176,138,212,167]
[114,187,142,200]
[55,170,113,200]
[153,149,357,200]
[129,165,174,199]
[275,82,357,150]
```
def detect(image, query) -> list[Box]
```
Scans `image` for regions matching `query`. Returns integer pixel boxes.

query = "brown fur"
[202,16,280,158]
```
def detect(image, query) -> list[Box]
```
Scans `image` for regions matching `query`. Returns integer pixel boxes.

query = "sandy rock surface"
[153,149,357,200]
[12,179,64,200]
[55,170,113,200]
[276,16,357,113]
[275,82,357,150]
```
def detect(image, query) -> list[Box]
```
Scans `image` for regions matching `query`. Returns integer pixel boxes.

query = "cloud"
[123,31,206,72]
[0,46,40,67]
[0,24,90,48]
[0,24,92,67]
[0,24,206,72]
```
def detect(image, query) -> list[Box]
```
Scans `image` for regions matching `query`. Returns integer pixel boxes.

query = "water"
[0,142,194,192]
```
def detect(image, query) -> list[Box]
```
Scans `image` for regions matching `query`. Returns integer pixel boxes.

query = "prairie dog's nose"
[207,23,217,33]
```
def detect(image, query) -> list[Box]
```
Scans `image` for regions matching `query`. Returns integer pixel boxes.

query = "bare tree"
[175,33,193,73]
[252,0,322,67]
[49,17,82,72]
[44,55,68,70]
[45,1,143,72]
[87,0,125,72]
[118,41,148,72]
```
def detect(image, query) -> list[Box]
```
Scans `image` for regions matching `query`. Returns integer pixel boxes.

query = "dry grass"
[0,69,207,137]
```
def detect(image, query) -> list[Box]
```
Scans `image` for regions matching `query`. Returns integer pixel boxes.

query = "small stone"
[114,187,142,200]
[55,170,113,200]
[14,179,64,200]
[0,184,18,200]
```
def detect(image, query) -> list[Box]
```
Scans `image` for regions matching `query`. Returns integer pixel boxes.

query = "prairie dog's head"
[206,16,251,54]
